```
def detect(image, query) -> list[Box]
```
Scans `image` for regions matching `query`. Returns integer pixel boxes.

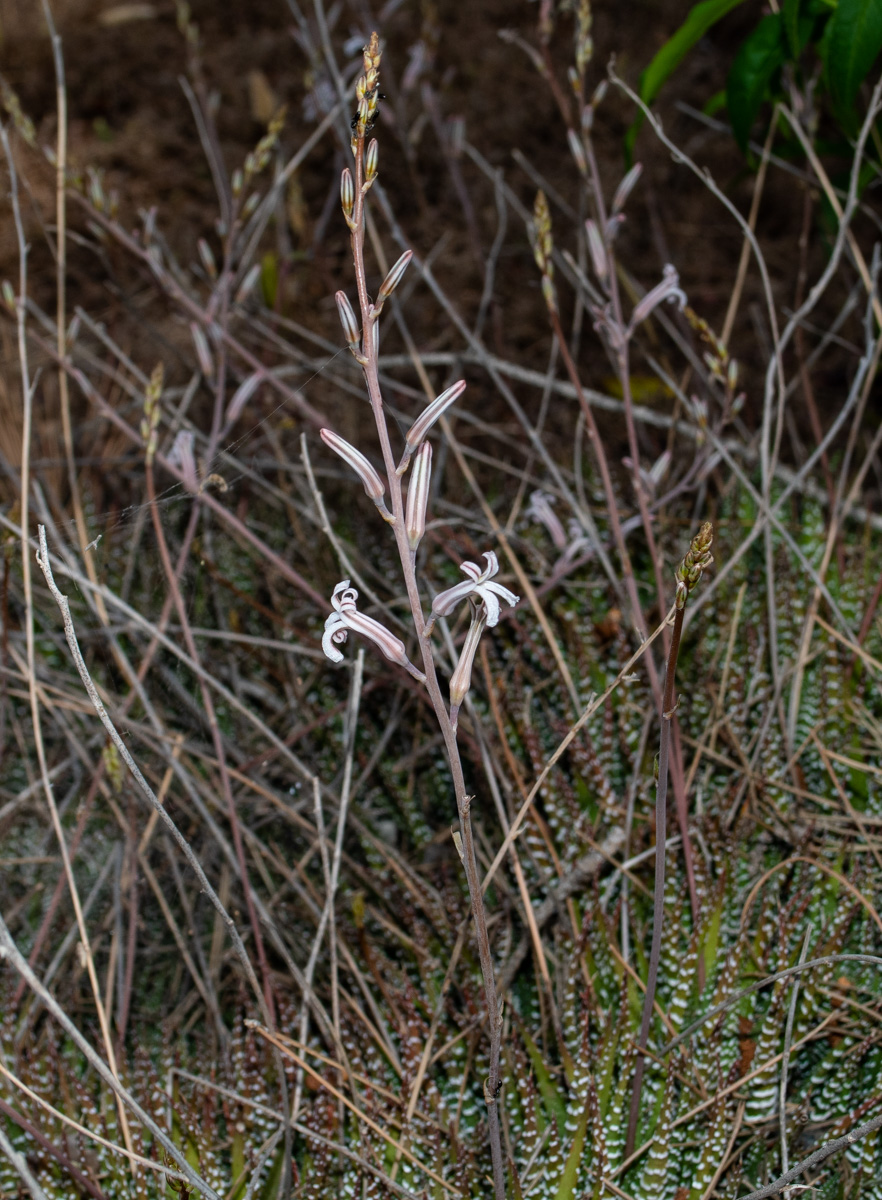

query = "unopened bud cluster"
[351,32,382,152]
[531,191,557,314]
[674,522,714,610]
[140,363,164,464]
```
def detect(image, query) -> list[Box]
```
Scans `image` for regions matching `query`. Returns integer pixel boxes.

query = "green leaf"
[726,13,787,151]
[825,0,882,113]
[625,0,746,159]
[640,0,748,107]
[783,0,803,57]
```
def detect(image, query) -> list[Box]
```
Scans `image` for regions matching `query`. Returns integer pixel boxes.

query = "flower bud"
[405,441,432,551]
[377,250,412,305]
[320,428,390,520]
[585,219,607,284]
[335,290,361,347]
[448,605,488,731]
[611,163,642,215]
[365,138,379,184]
[340,168,354,223]
[398,380,466,472]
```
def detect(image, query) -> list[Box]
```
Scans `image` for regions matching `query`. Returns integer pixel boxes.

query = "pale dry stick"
[144,453,276,1023]
[720,111,780,348]
[779,926,813,1197]
[483,606,673,893]
[248,1024,458,1195]
[609,68,787,710]
[699,1100,746,1200]
[33,525,271,1027]
[0,911,220,1200]
[0,1061,196,1188]
[781,100,882,334]
[786,290,882,747]
[0,1124,50,1200]
[811,731,882,873]
[661,952,882,1059]
[734,1108,882,1200]
[0,116,136,1167]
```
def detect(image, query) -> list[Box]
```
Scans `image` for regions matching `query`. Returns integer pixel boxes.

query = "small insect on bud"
[364,138,379,185]
[398,379,467,473]
[340,168,355,225]
[405,441,432,552]
[335,290,361,348]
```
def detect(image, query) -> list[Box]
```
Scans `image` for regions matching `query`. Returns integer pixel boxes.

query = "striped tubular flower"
[397,380,466,474]
[320,428,394,523]
[404,441,431,551]
[427,551,519,634]
[448,603,488,732]
[322,581,425,680]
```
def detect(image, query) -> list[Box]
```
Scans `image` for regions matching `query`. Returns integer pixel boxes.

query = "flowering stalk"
[625,522,713,1159]
[320,33,511,1200]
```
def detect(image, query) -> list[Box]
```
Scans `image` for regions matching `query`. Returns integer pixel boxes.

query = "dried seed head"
[335,290,361,347]
[405,441,432,551]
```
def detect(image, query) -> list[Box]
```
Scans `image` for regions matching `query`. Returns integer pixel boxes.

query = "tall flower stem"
[625,523,713,1159]
[345,40,506,1200]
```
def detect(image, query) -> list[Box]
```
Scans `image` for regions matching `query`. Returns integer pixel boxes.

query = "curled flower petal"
[322,580,425,679]
[525,490,567,550]
[629,264,687,330]
[428,551,519,633]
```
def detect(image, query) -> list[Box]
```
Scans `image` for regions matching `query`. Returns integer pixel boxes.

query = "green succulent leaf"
[625,0,746,158]
[726,13,787,151]
[825,0,882,115]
